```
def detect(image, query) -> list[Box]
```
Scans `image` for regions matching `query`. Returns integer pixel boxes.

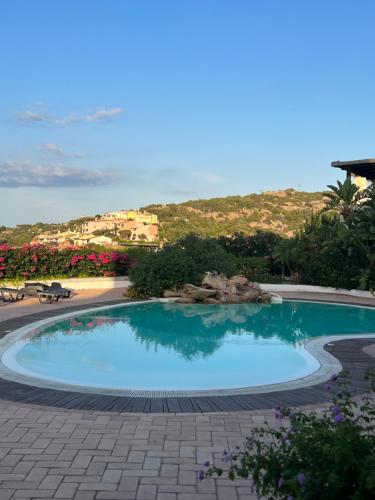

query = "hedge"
[0,243,132,281]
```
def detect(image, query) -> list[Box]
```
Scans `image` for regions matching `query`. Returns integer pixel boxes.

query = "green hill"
[143,188,325,241]
[1,189,325,246]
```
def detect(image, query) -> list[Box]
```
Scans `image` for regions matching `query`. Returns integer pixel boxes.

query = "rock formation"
[163,272,281,305]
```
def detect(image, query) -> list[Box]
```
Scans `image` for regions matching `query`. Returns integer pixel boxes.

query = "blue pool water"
[4,301,375,390]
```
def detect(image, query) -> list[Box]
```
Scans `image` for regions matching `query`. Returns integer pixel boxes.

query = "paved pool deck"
[0,290,374,499]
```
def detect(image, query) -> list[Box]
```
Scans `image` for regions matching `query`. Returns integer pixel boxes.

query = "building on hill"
[73,235,117,247]
[100,210,158,224]
[34,231,79,245]
[81,210,159,242]
[82,220,117,234]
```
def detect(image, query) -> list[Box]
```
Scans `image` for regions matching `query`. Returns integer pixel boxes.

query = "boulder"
[202,272,228,290]
[203,297,222,305]
[238,288,261,302]
[227,275,248,287]
[163,288,181,298]
[259,292,272,303]
[170,273,273,305]
[180,284,217,301]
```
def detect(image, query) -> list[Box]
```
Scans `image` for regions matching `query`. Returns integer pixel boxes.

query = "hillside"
[143,188,325,241]
[0,189,325,246]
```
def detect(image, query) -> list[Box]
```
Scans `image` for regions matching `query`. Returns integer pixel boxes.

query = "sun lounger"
[0,287,23,302]
[0,283,73,304]
[25,282,72,298]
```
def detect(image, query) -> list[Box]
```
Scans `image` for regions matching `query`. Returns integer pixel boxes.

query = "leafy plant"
[324,177,367,222]
[0,244,131,281]
[128,235,237,297]
[204,371,375,499]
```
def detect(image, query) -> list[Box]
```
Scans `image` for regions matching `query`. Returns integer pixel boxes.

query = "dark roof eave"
[331,159,375,181]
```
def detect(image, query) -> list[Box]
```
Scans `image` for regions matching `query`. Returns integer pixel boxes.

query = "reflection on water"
[29,301,375,361]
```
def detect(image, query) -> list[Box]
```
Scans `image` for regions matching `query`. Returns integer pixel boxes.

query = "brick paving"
[0,398,289,499]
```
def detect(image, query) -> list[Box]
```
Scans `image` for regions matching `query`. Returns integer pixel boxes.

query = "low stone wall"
[3,276,374,298]
[262,283,375,299]
[4,276,131,291]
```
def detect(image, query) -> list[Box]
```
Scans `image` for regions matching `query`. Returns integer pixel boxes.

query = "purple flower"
[223,450,231,464]
[336,391,343,398]
[275,406,285,420]
[334,414,345,424]
[196,470,204,481]
[203,460,210,467]
[324,384,331,391]
[331,405,341,416]
[277,477,285,488]
[330,373,338,382]
[288,497,294,500]
[297,472,306,486]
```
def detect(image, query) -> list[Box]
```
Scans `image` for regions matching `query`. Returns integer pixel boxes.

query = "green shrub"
[172,235,237,278]
[128,235,237,297]
[128,247,198,297]
[204,371,375,499]
[218,231,283,258]
[236,256,282,283]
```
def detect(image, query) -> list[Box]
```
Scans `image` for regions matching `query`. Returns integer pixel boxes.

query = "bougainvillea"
[0,244,131,281]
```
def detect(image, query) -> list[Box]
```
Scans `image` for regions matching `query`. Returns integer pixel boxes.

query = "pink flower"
[87,254,97,261]
[70,255,84,266]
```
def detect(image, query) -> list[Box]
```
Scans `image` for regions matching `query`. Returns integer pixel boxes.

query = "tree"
[273,238,296,278]
[324,177,367,222]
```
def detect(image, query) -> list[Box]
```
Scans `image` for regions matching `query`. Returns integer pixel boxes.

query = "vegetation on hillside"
[129,180,375,296]
[0,190,324,247]
[143,189,325,241]
[0,218,93,247]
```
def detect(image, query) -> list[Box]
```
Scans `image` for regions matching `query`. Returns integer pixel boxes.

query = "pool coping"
[0,295,374,412]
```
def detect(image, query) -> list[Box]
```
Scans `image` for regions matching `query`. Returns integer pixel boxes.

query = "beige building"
[34,231,78,245]
[73,235,117,247]
[101,210,158,224]
[80,209,159,243]
[82,220,118,234]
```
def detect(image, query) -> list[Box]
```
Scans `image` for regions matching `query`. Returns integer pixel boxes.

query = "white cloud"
[0,161,120,188]
[38,143,85,158]
[17,110,49,123]
[86,108,123,122]
[38,143,64,156]
[15,106,124,126]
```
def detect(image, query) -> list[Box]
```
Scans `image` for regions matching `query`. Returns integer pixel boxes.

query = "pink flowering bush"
[0,244,131,281]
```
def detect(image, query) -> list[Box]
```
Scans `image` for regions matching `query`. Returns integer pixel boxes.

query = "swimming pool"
[2,300,375,393]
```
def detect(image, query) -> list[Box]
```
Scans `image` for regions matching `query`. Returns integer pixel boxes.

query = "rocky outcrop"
[163,272,280,305]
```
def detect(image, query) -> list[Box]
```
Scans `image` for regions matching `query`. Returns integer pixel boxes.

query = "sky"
[1,0,375,226]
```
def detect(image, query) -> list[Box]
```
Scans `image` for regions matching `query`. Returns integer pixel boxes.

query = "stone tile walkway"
[0,398,283,499]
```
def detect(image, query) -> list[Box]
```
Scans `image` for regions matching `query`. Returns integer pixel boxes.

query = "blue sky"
[1,0,375,225]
